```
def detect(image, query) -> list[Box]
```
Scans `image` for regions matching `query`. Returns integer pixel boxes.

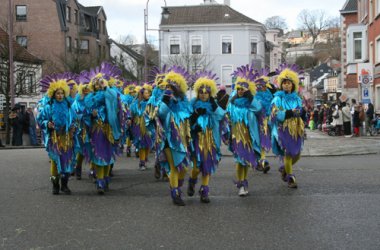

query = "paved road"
[1,149,380,249]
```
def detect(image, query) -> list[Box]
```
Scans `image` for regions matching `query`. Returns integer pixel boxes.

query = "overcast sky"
[79,0,347,44]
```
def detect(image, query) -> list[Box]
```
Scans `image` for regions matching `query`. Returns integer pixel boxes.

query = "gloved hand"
[209,97,218,111]
[285,109,294,119]
[195,108,207,115]
[162,94,171,105]
[193,125,203,133]
[243,90,253,102]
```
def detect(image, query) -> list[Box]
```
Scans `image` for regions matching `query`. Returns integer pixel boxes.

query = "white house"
[265,28,284,71]
[159,0,266,91]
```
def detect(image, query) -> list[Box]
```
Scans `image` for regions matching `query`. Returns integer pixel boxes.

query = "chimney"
[224,0,230,6]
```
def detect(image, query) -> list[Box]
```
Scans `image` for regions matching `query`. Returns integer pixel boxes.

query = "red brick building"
[0,0,110,75]
[341,0,380,112]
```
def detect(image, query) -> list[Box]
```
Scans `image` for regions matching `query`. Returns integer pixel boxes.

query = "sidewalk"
[221,129,380,157]
[2,130,379,156]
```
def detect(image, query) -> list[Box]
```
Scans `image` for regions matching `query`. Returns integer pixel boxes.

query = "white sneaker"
[238,186,247,197]
[244,187,249,195]
[139,166,146,171]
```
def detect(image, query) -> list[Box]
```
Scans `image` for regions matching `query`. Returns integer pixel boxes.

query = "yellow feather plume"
[277,68,299,92]
[234,77,257,95]
[193,77,217,98]
[123,85,136,95]
[47,80,70,98]
[164,71,188,94]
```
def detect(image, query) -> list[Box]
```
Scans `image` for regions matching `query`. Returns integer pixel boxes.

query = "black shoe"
[199,186,210,203]
[171,188,185,206]
[154,163,161,179]
[187,179,196,197]
[60,175,71,194]
[51,176,60,195]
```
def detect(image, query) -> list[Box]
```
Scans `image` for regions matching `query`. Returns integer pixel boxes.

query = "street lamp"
[144,0,170,83]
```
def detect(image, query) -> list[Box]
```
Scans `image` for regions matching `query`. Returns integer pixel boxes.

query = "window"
[66,6,71,22]
[170,36,180,55]
[26,72,36,94]
[222,35,232,54]
[376,38,380,63]
[221,65,233,86]
[191,36,202,54]
[66,36,72,52]
[74,10,79,24]
[102,21,106,34]
[97,45,101,57]
[98,19,101,33]
[80,40,89,54]
[74,39,79,50]
[354,32,363,60]
[15,5,27,21]
[251,41,257,55]
[16,72,24,94]
[377,0,380,16]
[16,36,27,49]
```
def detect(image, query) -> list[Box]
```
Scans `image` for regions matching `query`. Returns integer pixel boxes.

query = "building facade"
[265,29,284,71]
[159,2,266,90]
[0,0,110,75]
[340,0,380,113]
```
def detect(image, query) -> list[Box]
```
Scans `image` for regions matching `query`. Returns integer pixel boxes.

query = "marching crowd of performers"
[36,62,305,206]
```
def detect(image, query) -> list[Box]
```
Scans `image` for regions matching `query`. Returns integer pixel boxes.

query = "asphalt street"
[0,149,380,250]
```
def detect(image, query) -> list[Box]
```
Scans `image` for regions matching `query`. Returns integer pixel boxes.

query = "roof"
[340,0,357,14]
[310,63,333,82]
[0,27,43,64]
[111,40,154,65]
[160,5,262,26]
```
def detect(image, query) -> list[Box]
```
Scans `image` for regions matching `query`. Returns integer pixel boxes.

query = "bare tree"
[297,9,330,45]
[162,43,214,87]
[264,16,288,30]
[0,41,42,144]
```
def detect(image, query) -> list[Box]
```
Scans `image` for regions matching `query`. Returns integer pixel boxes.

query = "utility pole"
[8,0,15,108]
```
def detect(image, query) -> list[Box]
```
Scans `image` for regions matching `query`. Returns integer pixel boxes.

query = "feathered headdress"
[231,64,258,95]
[254,67,273,91]
[39,73,70,98]
[123,82,137,95]
[88,62,122,91]
[193,70,219,98]
[150,65,169,87]
[163,66,191,94]
[275,64,304,93]
[141,83,153,93]
[77,70,92,95]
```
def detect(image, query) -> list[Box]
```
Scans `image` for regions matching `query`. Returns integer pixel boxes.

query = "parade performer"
[84,64,122,194]
[146,65,169,179]
[271,64,304,188]
[72,71,92,180]
[38,74,78,195]
[130,83,155,170]
[121,83,138,157]
[187,71,227,203]
[254,68,274,173]
[227,65,262,197]
[157,66,192,206]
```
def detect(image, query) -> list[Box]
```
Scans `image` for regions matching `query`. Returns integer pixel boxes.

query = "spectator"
[342,102,352,137]
[358,102,366,135]
[353,104,361,137]
[9,104,25,146]
[332,104,343,136]
[26,107,38,146]
[366,103,374,135]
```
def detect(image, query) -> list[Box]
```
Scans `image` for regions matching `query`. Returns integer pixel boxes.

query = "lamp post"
[8,0,15,108]
[144,0,170,83]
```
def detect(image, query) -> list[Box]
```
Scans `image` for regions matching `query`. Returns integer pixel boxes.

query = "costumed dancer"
[187,71,227,203]
[121,83,138,157]
[271,64,304,188]
[72,71,92,180]
[254,68,274,174]
[130,83,155,170]
[227,65,262,197]
[157,66,192,206]
[84,64,122,194]
[37,74,78,195]
[146,65,169,180]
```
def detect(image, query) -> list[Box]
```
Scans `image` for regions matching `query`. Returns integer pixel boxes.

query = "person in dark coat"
[9,104,25,146]
[216,85,229,110]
